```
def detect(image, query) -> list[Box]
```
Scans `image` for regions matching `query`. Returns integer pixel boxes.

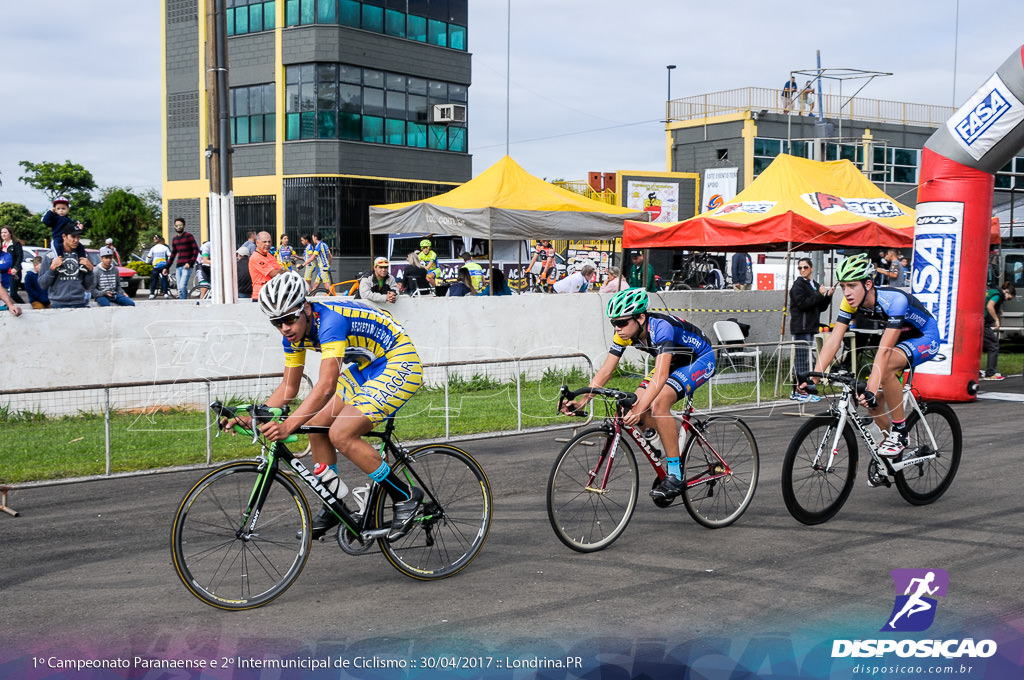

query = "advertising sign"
[701,168,738,212]
[910,202,964,376]
[626,180,679,222]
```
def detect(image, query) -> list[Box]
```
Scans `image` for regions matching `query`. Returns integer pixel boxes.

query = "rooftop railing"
[668,87,955,128]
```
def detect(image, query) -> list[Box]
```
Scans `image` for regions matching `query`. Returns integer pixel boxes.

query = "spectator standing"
[24,256,50,309]
[169,218,200,300]
[303,232,332,291]
[601,266,628,293]
[782,76,797,113]
[2,226,25,303]
[628,251,658,292]
[799,80,815,114]
[460,251,484,291]
[249,231,284,300]
[446,267,476,297]
[92,246,135,307]
[104,238,121,265]
[146,235,172,299]
[236,246,253,299]
[731,252,752,290]
[39,223,94,308]
[478,267,512,296]
[243,231,257,256]
[401,251,430,295]
[359,256,398,303]
[553,263,596,294]
[277,234,295,271]
[789,257,833,401]
[41,196,87,262]
[982,282,1016,381]
[875,248,905,288]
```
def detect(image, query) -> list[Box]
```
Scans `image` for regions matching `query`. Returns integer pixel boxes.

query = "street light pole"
[666,64,677,122]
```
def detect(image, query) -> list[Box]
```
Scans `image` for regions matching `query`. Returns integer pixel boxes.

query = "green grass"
[3,353,1018,483]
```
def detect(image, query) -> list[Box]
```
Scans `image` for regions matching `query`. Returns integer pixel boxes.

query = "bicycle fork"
[586,427,622,494]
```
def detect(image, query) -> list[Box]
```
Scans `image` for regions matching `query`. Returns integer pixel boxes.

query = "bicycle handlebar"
[799,371,868,397]
[209,401,298,443]
[558,385,637,416]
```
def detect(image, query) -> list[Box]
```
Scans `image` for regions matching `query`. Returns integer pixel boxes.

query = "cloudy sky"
[2,1,1024,214]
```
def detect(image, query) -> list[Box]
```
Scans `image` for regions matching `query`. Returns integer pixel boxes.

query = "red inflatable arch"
[912,45,1024,401]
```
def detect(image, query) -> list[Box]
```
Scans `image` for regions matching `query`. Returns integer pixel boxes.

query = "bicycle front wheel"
[374,445,492,580]
[781,416,858,525]
[895,402,962,505]
[681,417,759,528]
[170,462,312,610]
[547,427,639,552]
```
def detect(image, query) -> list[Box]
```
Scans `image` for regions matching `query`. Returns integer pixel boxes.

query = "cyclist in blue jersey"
[221,271,424,539]
[560,287,716,501]
[799,253,941,462]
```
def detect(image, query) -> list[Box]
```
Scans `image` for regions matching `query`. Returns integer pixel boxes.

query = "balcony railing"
[668,87,955,128]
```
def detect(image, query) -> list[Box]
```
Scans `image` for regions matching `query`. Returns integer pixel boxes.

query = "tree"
[95,186,163,254]
[89,190,150,259]
[0,202,47,245]
[18,160,97,210]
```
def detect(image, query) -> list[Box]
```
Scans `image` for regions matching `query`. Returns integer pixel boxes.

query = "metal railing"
[668,87,955,128]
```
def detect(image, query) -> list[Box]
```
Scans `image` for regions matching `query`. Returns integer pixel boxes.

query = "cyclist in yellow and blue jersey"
[417,238,441,287]
[560,288,716,502]
[221,272,424,539]
[799,253,940,467]
[276,234,295,271]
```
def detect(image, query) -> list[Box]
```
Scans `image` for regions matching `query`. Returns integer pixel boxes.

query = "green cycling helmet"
[606,287,649,318]
[835,253,872,282]
[419,239,432,248]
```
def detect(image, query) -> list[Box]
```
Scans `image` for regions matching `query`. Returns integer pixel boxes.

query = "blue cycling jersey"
[609,312,713,368]
[283,299,409,369]
[837,287,936,339]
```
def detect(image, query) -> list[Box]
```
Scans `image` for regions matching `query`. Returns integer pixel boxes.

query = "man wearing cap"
[104,238,122,265]
[92,246,135,307]
[39,223,94,308]
[359,257,398,303]
[628,250,658,292]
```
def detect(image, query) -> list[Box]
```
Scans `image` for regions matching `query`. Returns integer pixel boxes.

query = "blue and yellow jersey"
[609,312,713,369]
[417,249,438,272]
[837,287,936,339]
[314,241,331,269]
[277,244,294,270]
[283,299,408,369]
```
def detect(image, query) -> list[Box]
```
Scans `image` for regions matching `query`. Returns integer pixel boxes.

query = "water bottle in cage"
[643,428,663,458]
[349,484,370,515]
[313,463,349,500]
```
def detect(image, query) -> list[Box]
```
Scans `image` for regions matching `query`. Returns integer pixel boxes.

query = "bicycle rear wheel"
[170,462,312,610]
[681,417,759,528]
[547,427,639,552]
[895,402,962,505]
[781,416,858,525]
[374,445,492,580]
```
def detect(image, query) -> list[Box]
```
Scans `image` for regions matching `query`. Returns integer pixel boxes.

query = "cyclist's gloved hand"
[860,390,878,409]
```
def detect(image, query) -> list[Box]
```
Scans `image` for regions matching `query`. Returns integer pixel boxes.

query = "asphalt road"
[3,387,1023,677]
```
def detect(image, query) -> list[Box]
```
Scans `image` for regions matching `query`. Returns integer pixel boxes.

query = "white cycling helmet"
[258,271,308,318]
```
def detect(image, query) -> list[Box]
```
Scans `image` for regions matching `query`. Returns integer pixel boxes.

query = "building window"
[230,84,276,144]
[994,157,1024,189]
[284,0,467,51]
[227,0,275,35]
[284,62,467,152]
[872,147,920,184]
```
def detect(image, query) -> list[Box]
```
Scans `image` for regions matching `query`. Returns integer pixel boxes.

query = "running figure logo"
[881,568,949,632]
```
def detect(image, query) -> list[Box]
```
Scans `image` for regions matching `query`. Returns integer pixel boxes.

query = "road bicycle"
[170,402,492,610]
[547,385,759,552]
[781,367,962,525]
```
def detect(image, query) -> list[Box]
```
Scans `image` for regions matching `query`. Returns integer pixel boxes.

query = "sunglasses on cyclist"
[270,311,302,328]
[610,317,634,328]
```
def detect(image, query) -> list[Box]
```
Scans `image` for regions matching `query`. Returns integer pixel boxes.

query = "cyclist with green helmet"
[799,252,941,467]
[560,287,716,502]
[417,238,441,287]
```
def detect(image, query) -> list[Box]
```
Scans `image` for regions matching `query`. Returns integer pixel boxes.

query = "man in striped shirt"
[169,218,200,300]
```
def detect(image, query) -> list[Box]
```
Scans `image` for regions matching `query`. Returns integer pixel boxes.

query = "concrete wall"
[1,290,792,393]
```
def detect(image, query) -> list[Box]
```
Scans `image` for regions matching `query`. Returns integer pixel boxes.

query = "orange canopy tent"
[623,154,915,252]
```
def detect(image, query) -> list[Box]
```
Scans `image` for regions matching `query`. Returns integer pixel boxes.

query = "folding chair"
[711,320,761,402]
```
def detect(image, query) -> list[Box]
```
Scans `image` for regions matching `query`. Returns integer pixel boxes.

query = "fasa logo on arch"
[881,568,948,632]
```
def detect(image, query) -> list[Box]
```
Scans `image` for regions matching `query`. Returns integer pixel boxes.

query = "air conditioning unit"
[433,103,467,123]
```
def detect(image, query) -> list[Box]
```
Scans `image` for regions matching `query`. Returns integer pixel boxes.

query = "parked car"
[85,249,141,297]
